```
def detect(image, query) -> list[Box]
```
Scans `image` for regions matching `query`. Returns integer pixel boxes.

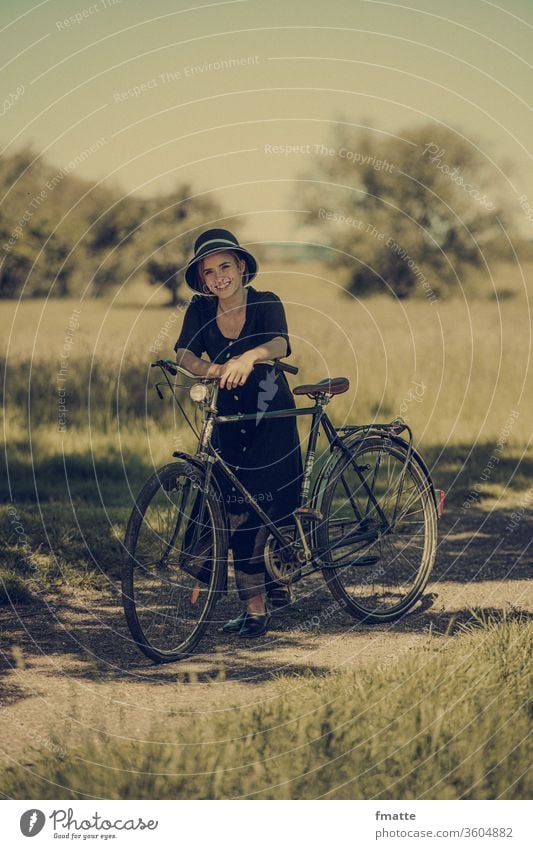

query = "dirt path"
[0,507,531,770]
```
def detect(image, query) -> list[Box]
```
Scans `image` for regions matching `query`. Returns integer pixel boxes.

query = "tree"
[137,186,228,306]
[0,147,227,301]
[293,121,511,299]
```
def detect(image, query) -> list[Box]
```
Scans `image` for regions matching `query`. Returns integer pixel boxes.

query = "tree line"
[293,120,517,299]
[0,122,523,302]
[0,145,223,304]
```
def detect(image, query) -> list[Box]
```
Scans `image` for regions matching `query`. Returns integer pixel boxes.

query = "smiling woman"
[174,229,303,637]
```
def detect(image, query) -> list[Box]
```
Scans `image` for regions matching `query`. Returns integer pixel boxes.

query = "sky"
[1,0,532,243]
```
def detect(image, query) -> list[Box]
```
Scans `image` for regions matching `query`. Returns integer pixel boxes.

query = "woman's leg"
[231,512,270,613]
[221,512,271,635]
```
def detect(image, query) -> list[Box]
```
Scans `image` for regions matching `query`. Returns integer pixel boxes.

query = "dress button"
[240,428,246,434]
[231,486,236,491]
[242,446,247,452]
[226,353,230,359]
[233,394,239,400]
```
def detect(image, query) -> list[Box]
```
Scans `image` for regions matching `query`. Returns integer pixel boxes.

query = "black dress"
[174,286,303,598]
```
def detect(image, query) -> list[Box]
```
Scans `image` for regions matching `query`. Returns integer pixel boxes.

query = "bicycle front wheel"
[316,435,437,622]
[122,461,227,663]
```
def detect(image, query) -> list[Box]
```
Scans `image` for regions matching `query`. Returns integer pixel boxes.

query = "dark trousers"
[229,511,274,602]
[231,507,295,601]
[184,483,289,602]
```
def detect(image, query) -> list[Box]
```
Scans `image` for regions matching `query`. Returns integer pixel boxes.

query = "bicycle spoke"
[122,462,224,660]
[318,437,437,619]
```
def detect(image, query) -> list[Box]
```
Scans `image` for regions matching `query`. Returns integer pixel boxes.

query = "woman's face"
[199,251,246,300]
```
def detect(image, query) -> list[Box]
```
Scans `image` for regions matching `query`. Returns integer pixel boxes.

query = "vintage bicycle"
[122,359,444,663]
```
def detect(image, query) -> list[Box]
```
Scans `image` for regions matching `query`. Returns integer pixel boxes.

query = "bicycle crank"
[263,532,302,586]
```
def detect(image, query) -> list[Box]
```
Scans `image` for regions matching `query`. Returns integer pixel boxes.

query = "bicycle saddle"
[292,377,350,396]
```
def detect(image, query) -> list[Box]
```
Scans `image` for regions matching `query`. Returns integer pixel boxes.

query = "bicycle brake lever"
[150,359,178,376]
[162,359,178,376]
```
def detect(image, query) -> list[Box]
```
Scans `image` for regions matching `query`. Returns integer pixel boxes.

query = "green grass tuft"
[2,618,531,800]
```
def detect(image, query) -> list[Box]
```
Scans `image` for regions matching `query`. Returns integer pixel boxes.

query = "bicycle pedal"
[293,508,323,521]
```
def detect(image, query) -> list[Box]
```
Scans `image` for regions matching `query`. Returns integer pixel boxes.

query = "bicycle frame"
[122,361,441,663]
[158,362,416,567]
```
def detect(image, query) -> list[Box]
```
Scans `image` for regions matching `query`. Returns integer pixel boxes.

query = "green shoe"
[238,612,271,638]
[222,611,247,633]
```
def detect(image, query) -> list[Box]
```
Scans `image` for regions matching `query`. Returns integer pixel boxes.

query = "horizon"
[1,0,532,242]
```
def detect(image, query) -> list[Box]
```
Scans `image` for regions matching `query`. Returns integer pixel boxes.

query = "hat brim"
[184,245,257,293]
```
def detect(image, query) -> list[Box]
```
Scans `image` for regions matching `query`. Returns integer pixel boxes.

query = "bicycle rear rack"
[333,417,415,528]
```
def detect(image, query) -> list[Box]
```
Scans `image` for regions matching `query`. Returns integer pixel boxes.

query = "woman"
[174,228,302,638]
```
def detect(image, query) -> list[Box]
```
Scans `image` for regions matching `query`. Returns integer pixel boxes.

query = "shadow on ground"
[0,519,530,699]
[1,591,529,691]
[2,440,531,506]
[0,441,531,699]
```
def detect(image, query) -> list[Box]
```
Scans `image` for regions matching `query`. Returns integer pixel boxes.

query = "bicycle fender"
[311,430,440,517]
[388,435,441,517]
[171,452,230,546]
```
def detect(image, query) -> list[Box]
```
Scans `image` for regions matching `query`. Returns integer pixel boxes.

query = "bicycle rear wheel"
[122,461,227,663]
[316,435,437,622]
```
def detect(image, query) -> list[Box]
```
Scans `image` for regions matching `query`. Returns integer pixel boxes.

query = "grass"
[1,261,532,602]
[1,616,530,799]
[1,422,530,604]
[1,267,531,800]
[2,262,532,443]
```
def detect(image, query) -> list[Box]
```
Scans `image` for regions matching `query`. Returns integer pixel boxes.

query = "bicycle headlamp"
[190,383,209,403]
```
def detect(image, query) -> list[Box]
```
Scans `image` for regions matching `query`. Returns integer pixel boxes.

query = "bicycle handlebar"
[152,358,299,378]
[261,359,299,375]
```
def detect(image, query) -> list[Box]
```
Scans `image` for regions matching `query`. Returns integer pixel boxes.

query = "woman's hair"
[196,250,248,294]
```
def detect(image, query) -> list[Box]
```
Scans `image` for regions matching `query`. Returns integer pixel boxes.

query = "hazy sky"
[1,0,532,242]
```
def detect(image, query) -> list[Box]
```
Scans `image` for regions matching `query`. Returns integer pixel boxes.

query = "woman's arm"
[175,348,215,377]
[218,336,288,390]
[241,336,288,364]
[176,337,289,387]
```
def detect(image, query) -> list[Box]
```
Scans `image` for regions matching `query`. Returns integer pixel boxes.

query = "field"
[0,261,531,799]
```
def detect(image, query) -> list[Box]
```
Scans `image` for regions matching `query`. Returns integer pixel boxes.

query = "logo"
[20,810,46,837]
[256,367,279,424]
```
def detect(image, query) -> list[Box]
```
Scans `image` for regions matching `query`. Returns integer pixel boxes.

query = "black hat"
[184,228,258,293]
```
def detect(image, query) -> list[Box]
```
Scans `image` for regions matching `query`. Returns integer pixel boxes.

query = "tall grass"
[2,616,530,799]
[2,268,531,601]
[2,265,532,444]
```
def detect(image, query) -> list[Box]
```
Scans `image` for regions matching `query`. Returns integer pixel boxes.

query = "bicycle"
[122,358,445,663]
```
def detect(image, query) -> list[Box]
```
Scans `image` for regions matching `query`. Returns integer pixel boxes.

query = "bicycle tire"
[122,460,228,663]
[316,435,437,622]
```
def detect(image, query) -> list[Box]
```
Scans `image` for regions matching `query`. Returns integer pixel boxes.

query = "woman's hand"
[218,352,256,390]
[206,362,224,379]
